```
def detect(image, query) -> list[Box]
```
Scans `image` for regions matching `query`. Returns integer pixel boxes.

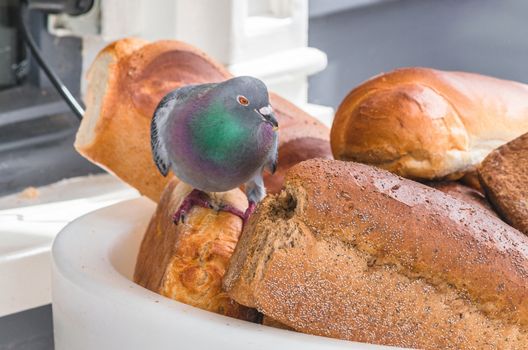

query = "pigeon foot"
[173,190,255,225]
[172,189,213,223]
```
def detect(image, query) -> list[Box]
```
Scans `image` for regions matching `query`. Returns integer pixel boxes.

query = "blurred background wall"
[308,0,528,108]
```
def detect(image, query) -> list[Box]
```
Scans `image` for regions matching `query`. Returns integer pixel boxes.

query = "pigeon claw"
[172,208,187,224]
[172,189,213,225]
[243,201,257,225]
[218,203,245,220]
[218,201,256,226]
[172,190,257,227]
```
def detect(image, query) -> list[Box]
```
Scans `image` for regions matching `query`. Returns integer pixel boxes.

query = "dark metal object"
[19,1,85,120]
[0,86,102,196]
[27,0,94,16]
[0,3,100,197]
[0,0,28,89]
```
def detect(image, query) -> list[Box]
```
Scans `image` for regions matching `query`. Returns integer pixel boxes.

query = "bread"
[425,181,497,217]
[76,38,331,202]
[478,132,528,234]
[262,316,294,331]
[76,39,231,201]
[134,178,260,322]
[459,170,484,193]
[224,159,528,349]
[331,67,528,180]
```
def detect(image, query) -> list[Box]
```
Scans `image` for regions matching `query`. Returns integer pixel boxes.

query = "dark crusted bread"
[478,132,528,235]
[425,181,497,217]
[224,159,528,349]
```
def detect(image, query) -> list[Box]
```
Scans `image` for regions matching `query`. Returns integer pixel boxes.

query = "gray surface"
[0,305,53,350]
[0,0,25,89]
[38,29,82,97]
[0,10,101,197]
[308,0,528,108]
[0,7,92,349]
[0,87,102,197]
[309,0,395,18]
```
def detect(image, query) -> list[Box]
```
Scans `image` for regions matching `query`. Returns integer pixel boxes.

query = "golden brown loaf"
[134,178,259,321]
[331,67,528,180]
[479,132,528,235]
[224,159,528,349]
[75,38,331,202]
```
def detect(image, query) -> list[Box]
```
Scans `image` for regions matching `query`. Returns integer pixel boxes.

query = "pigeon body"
[151,76,278,216]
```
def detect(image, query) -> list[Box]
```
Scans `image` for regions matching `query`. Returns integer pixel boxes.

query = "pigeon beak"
[257,105,279,130]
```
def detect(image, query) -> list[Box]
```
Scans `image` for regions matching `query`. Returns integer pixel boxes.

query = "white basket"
[51,198,396,350]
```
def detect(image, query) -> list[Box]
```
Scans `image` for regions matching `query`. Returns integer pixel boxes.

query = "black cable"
[18,2,85,120]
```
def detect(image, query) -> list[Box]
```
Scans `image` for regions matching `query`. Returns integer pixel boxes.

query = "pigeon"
[151,76,279,224]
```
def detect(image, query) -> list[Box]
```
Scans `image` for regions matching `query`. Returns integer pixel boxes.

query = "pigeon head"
[215,76,278,129]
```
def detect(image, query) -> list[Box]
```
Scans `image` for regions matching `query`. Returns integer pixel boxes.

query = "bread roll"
[224,159,528,349]
[76,38,331,202]
[479,132,528,235]
[134,178,259,321]
[331,67,528,180]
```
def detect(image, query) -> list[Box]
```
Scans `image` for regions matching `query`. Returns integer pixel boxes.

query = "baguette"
[331,67,528,180]
[224,159,528,349]
[76,38,331,202]
[134,178,259,322]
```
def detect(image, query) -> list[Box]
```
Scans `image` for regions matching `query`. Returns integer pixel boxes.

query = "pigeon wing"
[151,83,216,176]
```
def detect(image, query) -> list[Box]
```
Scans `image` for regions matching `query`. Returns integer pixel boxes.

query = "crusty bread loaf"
[478,132,528,235]
[331,67,528,180]
[76,38,331,202]
[134,178,259,321]
[262,316,294,331]
[425,181,497,217]
[224,159,528,349]
[459,170,483,192]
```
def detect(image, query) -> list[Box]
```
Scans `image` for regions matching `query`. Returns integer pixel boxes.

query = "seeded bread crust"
[224,159,528,349]
[478,132,528,235]
[425,181,497,217]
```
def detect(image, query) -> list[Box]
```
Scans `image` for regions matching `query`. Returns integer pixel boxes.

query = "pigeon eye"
[237,95,250,106]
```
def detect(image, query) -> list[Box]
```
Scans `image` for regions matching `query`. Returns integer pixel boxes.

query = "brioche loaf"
[478,132,528,235]
[331,67,528,180]
[76,38,331,202]
[224,159,528,349]
[134,178,259,321]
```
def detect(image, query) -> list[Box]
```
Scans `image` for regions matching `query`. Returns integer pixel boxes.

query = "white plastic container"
[51,198,397,350]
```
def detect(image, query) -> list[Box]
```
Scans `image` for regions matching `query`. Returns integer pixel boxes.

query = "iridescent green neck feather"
[190,103,251,164]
